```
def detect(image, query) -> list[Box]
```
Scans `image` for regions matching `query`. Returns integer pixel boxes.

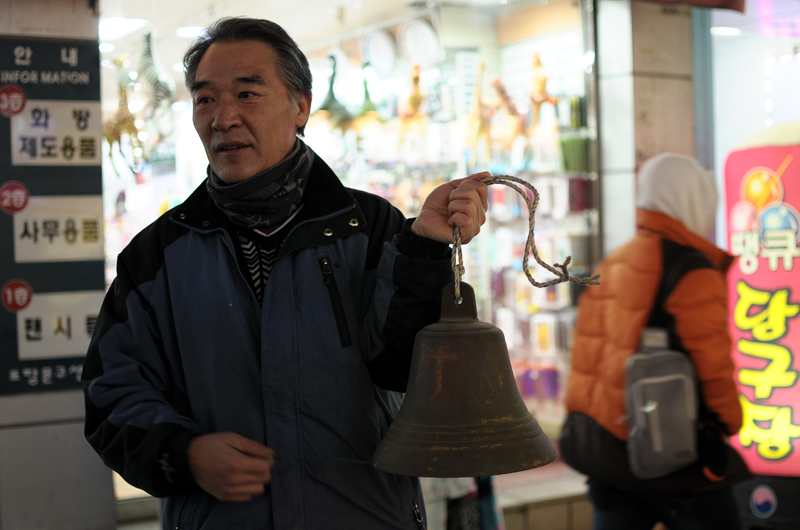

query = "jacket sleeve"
[666,268,743,435]
[82,248,199,497]
[353,192,454,391]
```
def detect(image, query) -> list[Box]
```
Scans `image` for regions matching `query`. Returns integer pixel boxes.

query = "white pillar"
[596,0,696,253]
[0,392,116,530]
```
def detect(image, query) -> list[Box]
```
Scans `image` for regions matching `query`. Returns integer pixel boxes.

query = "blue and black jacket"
[83,155,454,529]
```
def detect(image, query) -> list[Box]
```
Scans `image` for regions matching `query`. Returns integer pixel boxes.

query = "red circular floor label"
[2,279,33,312]
[0,84,27,117]
[0,181,30,214]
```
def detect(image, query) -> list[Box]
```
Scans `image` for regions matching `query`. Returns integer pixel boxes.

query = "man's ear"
[295,92,312,128]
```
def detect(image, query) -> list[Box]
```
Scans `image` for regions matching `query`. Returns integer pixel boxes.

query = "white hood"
[636,153,718,238]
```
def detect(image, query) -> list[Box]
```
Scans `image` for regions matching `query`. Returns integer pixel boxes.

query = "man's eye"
[195,97,211,105]
[239,92,255,99]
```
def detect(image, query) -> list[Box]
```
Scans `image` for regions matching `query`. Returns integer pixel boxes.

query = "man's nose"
[212,98,241,131]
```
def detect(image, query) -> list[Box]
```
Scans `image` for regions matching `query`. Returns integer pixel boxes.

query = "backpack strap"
[647,238,720,424]
[647,239,714,333]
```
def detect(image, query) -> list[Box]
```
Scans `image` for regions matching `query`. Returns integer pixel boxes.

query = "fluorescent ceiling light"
[710,26,741,36]
[99,17,149,41]
[98,43,115,53]
[177,27,206,38]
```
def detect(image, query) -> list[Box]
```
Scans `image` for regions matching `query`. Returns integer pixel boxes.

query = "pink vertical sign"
[726,124,800,477]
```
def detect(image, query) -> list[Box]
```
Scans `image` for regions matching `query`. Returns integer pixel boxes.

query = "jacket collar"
[169,154,366,249]
[637,209,734,273]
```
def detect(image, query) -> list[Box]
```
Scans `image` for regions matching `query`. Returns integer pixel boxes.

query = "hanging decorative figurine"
[139,28,177,144]
[103,57,146,178]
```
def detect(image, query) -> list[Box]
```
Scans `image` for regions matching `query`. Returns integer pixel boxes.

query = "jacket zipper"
[413,503,424,529]
[319,257,353,348]
[410,478,424,529]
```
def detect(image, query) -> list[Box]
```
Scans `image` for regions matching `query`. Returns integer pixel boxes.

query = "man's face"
[191,40,311,183]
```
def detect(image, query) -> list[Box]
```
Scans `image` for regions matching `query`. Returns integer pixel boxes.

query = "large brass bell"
[372,281,558,477]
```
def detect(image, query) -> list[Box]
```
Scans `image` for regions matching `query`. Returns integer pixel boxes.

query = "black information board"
[0,36,104,395]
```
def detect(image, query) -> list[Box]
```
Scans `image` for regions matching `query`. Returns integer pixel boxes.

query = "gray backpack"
[624,241,712,480]
[626,328,698,479]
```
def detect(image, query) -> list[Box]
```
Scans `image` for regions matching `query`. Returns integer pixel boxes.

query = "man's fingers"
[447,200,481,228]
[201,456,273,502]
[447,172,489,195]
[224,457,272,481]
[411,170,490,244]
[217,482,267,503]
[463,170,491,182]
[448,212,480,243]
[445,181,488,244]
[456,179,489,210]
[230,435,275,461]
[188,432,275,502]
[224,481,266,496]
[220,446,273,481]
[448,187,487,226]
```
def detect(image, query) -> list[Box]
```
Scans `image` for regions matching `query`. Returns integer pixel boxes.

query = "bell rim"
[372,428,558,478]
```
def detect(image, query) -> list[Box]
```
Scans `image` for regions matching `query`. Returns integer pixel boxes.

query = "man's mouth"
[216,142,249,152]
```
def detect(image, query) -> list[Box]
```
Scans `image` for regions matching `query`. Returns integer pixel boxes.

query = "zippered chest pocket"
[319,257,353,348]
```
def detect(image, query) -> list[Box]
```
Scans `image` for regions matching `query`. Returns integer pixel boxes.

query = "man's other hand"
[188,432,275,502]
[411,172,490,245]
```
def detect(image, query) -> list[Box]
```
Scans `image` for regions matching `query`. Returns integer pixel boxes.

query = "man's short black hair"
[184,17,312,135]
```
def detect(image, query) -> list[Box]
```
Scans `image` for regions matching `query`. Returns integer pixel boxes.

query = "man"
[83,17,489,530]
[559,153,749,529]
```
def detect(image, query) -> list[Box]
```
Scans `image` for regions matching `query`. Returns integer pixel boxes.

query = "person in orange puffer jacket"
[559,153,751,530]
